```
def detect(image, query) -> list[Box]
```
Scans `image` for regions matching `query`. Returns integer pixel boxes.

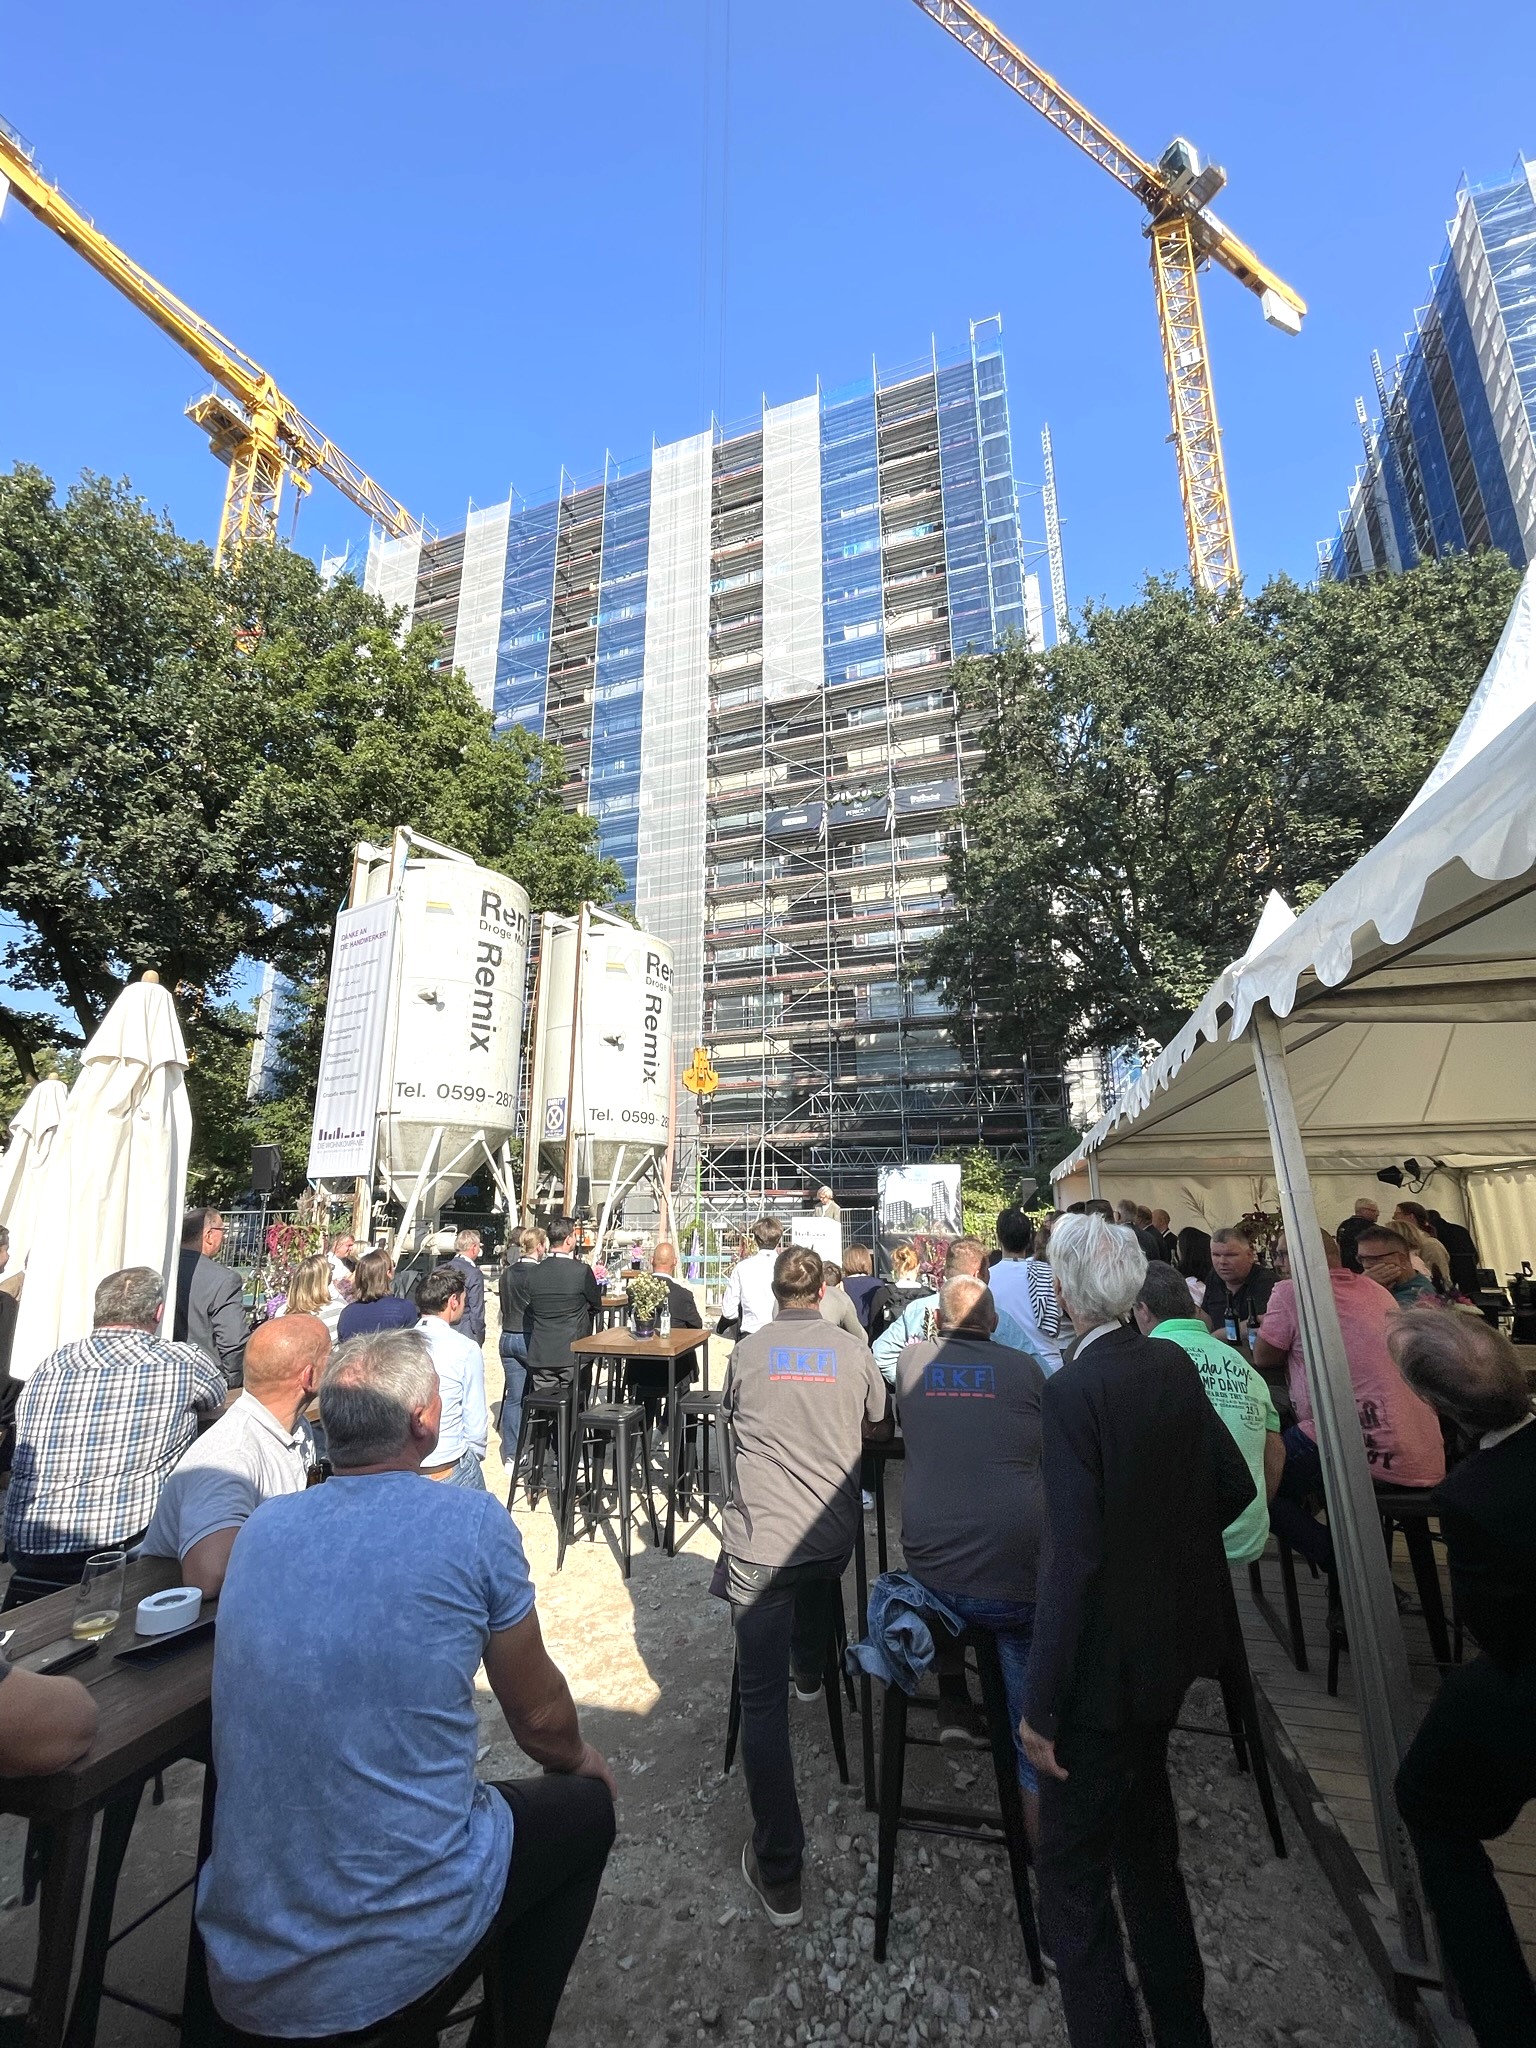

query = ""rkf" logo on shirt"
[769,1347,839,1382]
[924,1363,996,1398]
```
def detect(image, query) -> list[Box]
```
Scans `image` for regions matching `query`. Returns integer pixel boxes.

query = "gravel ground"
[0,1331,1416,2046]
[500,1458,1413,2048]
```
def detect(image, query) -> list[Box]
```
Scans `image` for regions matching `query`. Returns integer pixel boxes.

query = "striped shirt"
[5,1327,227,1557]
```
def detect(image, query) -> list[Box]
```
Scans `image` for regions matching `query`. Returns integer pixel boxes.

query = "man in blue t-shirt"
[196,1327,616,2044]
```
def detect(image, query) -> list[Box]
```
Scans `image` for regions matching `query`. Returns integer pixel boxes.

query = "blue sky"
[0,0,1528,610]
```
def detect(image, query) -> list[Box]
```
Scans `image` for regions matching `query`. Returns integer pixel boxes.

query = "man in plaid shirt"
[5,1266,228,1588]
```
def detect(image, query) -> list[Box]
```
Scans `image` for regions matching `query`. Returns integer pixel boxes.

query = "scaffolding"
[371,328,1068,1213]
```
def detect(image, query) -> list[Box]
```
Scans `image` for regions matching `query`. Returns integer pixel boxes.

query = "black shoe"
[742,1841,803,1926]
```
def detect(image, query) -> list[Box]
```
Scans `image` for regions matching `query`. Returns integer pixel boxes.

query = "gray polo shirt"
[895,1333,1046,1602]
[141,1393,313,1562]
[722,1309,887,1569]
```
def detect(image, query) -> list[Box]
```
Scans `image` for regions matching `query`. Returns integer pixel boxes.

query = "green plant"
[626,1273,670,1325]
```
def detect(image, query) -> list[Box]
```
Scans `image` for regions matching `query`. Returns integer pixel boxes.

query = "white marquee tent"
[1050,558,1536,1976]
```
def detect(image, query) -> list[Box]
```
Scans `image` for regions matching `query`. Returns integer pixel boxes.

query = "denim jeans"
[442,1447,486,1490]
[919,1586,1038,1789]
[499,1334,529,1470]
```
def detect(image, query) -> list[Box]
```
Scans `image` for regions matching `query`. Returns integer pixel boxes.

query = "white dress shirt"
[416,1315,489,1467]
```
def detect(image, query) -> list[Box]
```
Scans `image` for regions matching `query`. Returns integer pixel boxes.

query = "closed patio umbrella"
[0,1075,69,1276]
[9,975,191,1382]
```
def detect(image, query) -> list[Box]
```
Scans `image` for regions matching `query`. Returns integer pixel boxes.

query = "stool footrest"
[896,1804,1007,1838]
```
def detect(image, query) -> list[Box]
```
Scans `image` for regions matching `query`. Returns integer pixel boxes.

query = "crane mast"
[909,0,1305,594]
[1039,424,1068,641]
[0,116,423,566]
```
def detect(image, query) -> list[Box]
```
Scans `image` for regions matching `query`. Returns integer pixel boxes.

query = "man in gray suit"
[175,1209,248,1387]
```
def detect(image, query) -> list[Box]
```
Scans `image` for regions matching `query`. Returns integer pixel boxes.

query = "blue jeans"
[443,1447,487,1489]
[921,1587,1038,1790]
[499,1334,528,1470]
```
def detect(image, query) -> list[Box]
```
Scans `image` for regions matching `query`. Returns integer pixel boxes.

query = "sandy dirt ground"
[0,1333,1414,2047]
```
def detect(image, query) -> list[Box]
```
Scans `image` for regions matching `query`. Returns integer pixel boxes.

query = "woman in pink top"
[1255,1232,1445,1572]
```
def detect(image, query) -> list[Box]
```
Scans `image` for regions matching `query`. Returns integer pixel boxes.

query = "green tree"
[933,553,1522,1060]
[0,465,624,1190]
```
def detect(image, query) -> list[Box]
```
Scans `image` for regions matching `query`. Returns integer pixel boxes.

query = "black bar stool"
[872,1625,1044,1982]
[1328,1488,1456,1694]
[676,1388,726,1525]
[1247,1528,1310,1671]
[562,1402,659,1579]
[510,1385,576,1570]
[724,1587,854,1788]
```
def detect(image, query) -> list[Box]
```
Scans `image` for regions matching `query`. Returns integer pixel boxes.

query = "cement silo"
[523,905,675,1238]
[307,831,532,1245]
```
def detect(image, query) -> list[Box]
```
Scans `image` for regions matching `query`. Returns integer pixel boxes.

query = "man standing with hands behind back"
[522,1217,604,1400]
[175,1208,248,1387]
[1023,1213,1255,2048]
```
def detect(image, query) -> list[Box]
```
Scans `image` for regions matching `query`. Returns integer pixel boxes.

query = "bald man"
[141,1313,329,1595]
[626,1242,702,1413]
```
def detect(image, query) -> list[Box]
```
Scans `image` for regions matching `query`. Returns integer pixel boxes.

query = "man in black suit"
[1022,1212,1255,2048]
[522,1216,603,1398]
[436,1228,487,1346]
[1424,1209,1482,1296]
[174,1208,247,1387]
[1389,1313,1536,2046]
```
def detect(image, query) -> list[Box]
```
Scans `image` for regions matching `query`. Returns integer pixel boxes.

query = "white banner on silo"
[308,897,398,1180]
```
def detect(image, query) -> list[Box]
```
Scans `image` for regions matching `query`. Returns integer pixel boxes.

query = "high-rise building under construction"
[367,321,1062,1202]
[1324,158,1536,580]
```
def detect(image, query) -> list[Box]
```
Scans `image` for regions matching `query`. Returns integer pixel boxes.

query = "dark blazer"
[437,1253,486,1345]
[523,1255,604,1383]
[498,1258,540,1344]
[174,1249,248,1386]
[1027,1323,1255,1740]
[1434,1420,1536,1673]
[664,1278,703,1330]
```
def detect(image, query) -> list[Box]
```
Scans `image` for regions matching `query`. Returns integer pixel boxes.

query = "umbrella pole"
[1249,1003,1434,1970]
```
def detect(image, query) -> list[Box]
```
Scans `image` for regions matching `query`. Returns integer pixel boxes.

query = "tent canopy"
[1054,562,1536,1259]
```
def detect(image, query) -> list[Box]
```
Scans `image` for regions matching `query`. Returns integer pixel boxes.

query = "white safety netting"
[762,394,823,703]
[364,531,422,639]
[455,500,513,712]
[636,430,713,1136]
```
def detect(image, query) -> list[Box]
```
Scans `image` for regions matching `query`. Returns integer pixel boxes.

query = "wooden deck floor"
[1236,1534,1536,2007]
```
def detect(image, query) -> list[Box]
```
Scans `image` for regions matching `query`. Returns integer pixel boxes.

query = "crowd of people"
[711,1194,1535,2048]
[0,1183,1529,2046]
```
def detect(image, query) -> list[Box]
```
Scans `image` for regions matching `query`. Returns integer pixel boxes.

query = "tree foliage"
[933,554,1523,1060]
[0,465,625,1194]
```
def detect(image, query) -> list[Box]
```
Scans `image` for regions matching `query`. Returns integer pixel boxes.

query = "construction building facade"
[1324,158,1536,581]
[367,321,1062,1202]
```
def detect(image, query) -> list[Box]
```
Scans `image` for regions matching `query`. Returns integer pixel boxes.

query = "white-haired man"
[437,1227,486,1347]
[1024,1214,1255,2048]
[196,1327,615,2044]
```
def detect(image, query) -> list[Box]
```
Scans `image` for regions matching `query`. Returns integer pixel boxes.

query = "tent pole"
[1249,1003,1433,1967]
[1087,1153,1102,1199]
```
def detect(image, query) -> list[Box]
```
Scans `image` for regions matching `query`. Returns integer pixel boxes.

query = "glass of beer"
[72,1550,127,1642]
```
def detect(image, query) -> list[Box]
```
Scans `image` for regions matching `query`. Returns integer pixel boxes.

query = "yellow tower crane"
[910,1,1306,595]
[0,115,423,567]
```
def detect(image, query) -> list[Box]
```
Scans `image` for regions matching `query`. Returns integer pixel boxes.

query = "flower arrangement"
[625,1272,671,1333]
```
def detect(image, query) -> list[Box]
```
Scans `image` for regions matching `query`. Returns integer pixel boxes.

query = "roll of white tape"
[136,1586,203,1637]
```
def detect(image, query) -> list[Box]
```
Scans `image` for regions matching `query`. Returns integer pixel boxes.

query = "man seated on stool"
[1134,1262,1283,1566]
[140,1315,328,1596]
[624,1242,702,1416]
[195,1328,616,2045]
[5,1266,226,1596]
[894,1277,1046,1836]
[722,1245,889,1929]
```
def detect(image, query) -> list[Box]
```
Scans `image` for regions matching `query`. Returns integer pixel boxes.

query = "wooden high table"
[0,1556,214,2048]
[568,1326,711,1556]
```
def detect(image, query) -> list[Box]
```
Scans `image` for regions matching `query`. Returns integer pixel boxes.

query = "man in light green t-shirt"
[1134,1263,1283,1563]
